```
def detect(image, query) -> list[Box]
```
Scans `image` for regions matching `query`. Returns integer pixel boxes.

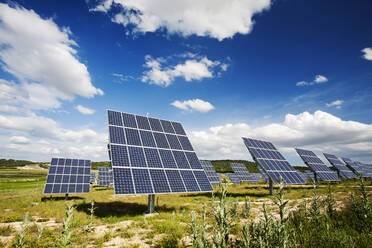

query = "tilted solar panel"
[323,153,357,179]
[295,148,340,181]
[243,138,305,184]
[225,173,241,184]
[107,110,213,195]
[98,167,113,186]
[44,158,91,194]
[230,163,263,183]
[90,172,96,183]
[200,161,220,185]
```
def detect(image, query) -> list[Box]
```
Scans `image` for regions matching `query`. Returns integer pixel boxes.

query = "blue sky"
[0,0,372,165]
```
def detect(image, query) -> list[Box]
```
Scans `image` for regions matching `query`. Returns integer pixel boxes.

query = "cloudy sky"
[0,0,371,165]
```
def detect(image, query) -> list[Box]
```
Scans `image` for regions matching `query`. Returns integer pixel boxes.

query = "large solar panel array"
[243,138,305,184]
[295,149,339,181]
[107,110,213,195]
[90,172,96,183]
[225,173,241,184]
[355,162,372,177]
[230,163,263,183]
[44,158,91,194]
[342,157,365,176]
[298,171,315,183]
[98,167,113,186]
[200,161,220,185]
[323,153,357,179]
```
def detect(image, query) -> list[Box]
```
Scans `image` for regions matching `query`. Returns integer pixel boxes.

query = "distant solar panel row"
[98,167,113,186]
[298,171,315,182]
[225,173,241,184]
[90,172,96,183]
[108,110,213,195]
[44,158,91,194]
[323,153,357,179]
[296,148,339,181]
[243,138,305,184]
[200,161,220,185]
[230,163,263,183]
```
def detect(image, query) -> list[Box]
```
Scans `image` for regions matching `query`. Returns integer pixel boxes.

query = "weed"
[0,225,15,236]
[85,200,96,233]
[13,212,29,248]
[58,203,75,248]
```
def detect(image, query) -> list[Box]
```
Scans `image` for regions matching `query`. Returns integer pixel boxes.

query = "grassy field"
[0,166,371,248]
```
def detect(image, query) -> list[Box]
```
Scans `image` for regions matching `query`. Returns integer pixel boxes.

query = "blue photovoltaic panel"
[243,138,306,184]
[44,158,91,194]
[296,148,340,181]
[90,172,96,183]
[225,173,241,184]
[107,110,212,195]
[200,161,220,185]
[98,167,113,186]
[342,157,366,176]
[323,153,357,179]
[230,163,263,183]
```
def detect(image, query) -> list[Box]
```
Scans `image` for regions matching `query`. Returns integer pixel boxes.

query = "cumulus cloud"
[361,47,372,61]
[171,99,215,113]
[0,112,107,161]
[188,110,372,162]
[0,3,103,110]
[296,75,328,86]
[10,136,31,144]
[142,54,226,87]
[75,105,95,115]
[90,0,271,40]
[0,105,19,113]
[326,100,344,109]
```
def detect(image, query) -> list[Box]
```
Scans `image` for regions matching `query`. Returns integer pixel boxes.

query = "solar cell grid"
[296,148,340,182]
[243,138,305,184]
[98,167,113,186]
[323,153,357,179]
[107,110,212,195]
[44,158,91,194]
[200,161,220,185]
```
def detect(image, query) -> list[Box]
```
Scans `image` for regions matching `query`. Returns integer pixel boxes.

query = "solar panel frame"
[107,110,212,195]
[44,158,91,194]
[323,153,357,179]
[97,167,113,186]
[230,163,264,183]
[295,148,340,181]
[243,138,305,184]
[200,161,220,185]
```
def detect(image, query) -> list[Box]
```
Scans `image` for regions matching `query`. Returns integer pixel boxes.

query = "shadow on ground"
[75,201,176,217]
[41,196,85,201]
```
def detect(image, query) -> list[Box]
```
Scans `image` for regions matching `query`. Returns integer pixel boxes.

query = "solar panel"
[90,172,96,183]
[230,163,263,183]
[225,173,241,184]
[200,161,220,185]
[44,158,91,194]
[295,149,340,181]
[107,110,213,195]
[342,158,369,177]
[323,153,357,179]
[298,171,315,183]
[243,138,306,184]
[354,162,372,178]
[98,167,113,186]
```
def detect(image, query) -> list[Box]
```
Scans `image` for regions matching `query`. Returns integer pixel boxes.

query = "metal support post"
[65,193,69,200]
[147,194,155,214]
[269,179,273,195]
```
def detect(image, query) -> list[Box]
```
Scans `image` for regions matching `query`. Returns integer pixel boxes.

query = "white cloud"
[75,105,95,115]
[0,113,105,143]
[171,99,215,113]
[326,100,344,109]
[188,110,372,163]
[90,0,271,41]
[10,136,30,144]
[142,54,226,87]
[0,112,107,161]
[0,105,19,113]
[296,75,328,86]
[314,75,328,83]
[0,3,103,110]
[361,47,372,61]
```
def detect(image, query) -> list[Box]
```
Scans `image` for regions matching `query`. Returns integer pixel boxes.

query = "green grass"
[0,167,371,247]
